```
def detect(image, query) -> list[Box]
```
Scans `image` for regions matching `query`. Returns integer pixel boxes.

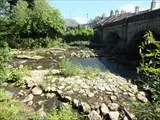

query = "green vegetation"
[123,101,160,120]
[47,107,79,120]
[0,0,94,49]
[0,41,30,84]
[0,88,39,120]
[0,0,65,49]
[64,27,94,43]
[59,59,81,77]
[128,31,160,119]
[82,66,101,79]
[0,42,12,83]
[138,31,160,102]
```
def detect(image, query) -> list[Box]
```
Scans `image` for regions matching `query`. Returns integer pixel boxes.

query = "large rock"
[109,111,120,120]
[100,103,109,116]
[32,87,42,95]
[88,110,102,120]
[108,103,119,111]
[23,94,34,102]
[81,102,91,113]
[73,99,79,107]
[16,55,44,60]
[136,91,148,103]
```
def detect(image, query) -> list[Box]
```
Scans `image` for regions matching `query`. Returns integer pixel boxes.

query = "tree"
[10,0,65,38]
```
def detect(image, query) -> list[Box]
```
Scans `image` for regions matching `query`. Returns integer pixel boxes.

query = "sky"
[48,0,160,24]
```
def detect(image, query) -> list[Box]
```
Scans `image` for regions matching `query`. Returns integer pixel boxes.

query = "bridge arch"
[104,31,122,53]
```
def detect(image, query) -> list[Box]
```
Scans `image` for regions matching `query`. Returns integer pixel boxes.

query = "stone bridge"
[93,8,160,56]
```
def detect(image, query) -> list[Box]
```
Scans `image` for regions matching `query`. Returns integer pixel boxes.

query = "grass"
[82,66,101,79]
[0,88,39,120]
[123,101,160,120]
[0,65,31,88]
[59,59,81,77]
[47,107,79,120]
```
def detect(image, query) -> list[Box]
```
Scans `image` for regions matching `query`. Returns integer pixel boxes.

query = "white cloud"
[119,4,147,13]
[72,17,88,24]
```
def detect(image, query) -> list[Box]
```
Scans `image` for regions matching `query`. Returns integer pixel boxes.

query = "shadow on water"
[71,56,138,80]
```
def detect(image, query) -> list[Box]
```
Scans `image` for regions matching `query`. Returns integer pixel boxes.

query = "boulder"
[108,103,119,111]
[88,110,102,120]
[32,87,42,95]
[109,111,120,120]
[73,99,79,107]
[81,102,91,113]
[23,94,34,102]
[100,103,109,116]
[136,91,148,103]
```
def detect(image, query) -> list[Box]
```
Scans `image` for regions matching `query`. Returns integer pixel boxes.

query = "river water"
[13,56,138,80]
[71,57,137,80]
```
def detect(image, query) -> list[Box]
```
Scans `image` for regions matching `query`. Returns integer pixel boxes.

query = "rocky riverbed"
[1,46,148,120]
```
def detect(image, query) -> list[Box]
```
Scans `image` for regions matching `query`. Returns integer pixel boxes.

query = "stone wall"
[95,9,160,55]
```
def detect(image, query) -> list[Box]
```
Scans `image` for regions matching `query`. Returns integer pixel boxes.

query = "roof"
[90,9,152,28]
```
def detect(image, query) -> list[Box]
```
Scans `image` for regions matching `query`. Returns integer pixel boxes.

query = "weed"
[47,107,79,120]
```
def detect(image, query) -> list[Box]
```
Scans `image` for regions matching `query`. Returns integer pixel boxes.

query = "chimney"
[115,10,119,16]
[151,0,157,10]
[135,6,139,14]
[110,10,114,16]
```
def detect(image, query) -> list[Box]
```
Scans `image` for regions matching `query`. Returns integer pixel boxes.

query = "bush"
[123,101,160,120]
[59,59,81,77]
[0,0,66,49]
[64,27,94,43]
[0,88,39,120]
[137,31,160,103]
[47,107,79,120]
[0,41,11,69]
[0,42,12,83]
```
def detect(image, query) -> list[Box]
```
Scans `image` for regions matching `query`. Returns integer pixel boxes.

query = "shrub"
[9,66,30,83]
[0,89,20,120]
[59,59,81,77]
[0,0,66,49]
[0,41,11,69]
[137,31,160,103]
[0,88,39,120]
[64,27,94,43]
[123,101,160,120]
[0,41,12,83]
[47,107,79,120]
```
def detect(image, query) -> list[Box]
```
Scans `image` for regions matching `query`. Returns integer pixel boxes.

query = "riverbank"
[1,45,147,120]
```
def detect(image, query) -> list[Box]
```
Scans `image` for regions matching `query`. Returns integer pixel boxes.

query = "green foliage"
[0,0,66,48]
[138,31,160,75]
[0,42,11,69]
[123,101,160,120]
[64,27,94,42]
[137,31,160,102]
[10,66,30,83]
[59,59,81,77]
[7,37,64,49]
[0,88,39,120]
[47,107,79,120]
[0,42,12,83]
[0,88,20,120]
[82,66,101,79]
